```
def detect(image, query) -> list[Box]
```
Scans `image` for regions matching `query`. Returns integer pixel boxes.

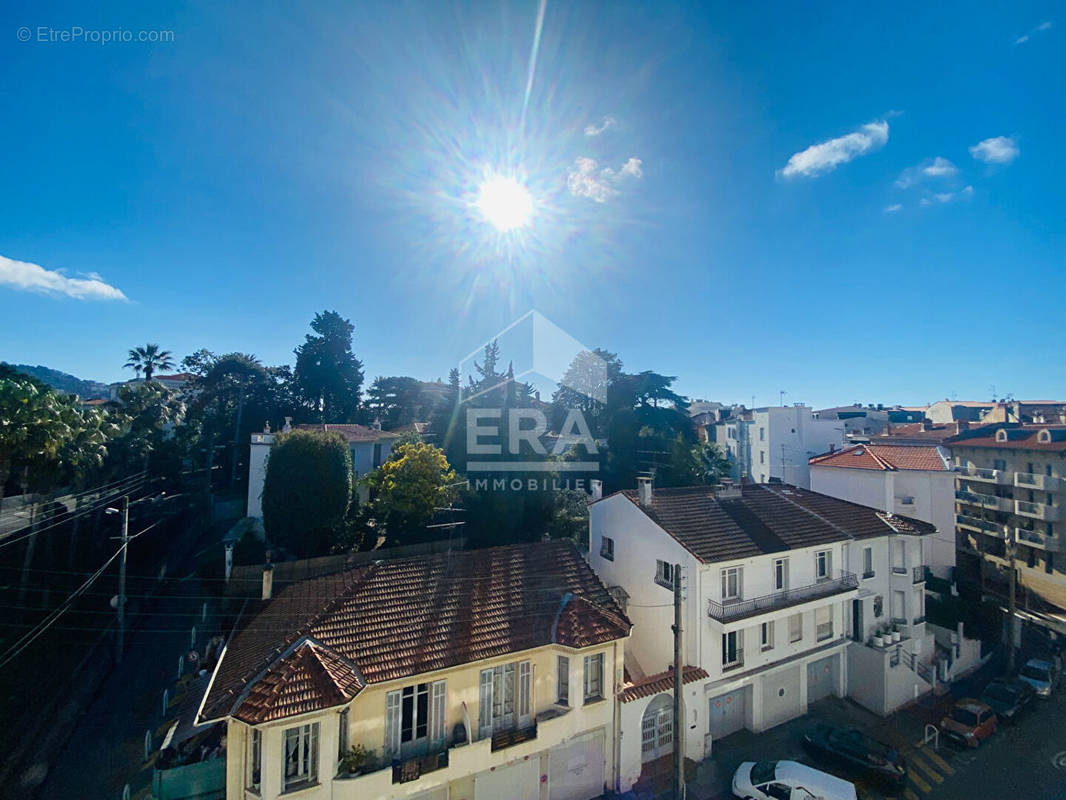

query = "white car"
[1018,658,1057,698]
[732,759,857,800]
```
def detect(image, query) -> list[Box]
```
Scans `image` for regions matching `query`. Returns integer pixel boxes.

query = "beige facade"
[226,641,624,800]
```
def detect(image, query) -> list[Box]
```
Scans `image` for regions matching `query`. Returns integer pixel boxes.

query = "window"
[789,613,802,643]
[600,536,614,561]
[760,451,765,464]
[373,443,383,467]
[892,590,906,623]
[583,653,604,703]
[722,631,743,668]
[761,621,774,651]
[283,723,319,792]
[655,560,675,589]
[815,550,831,580]
[478,662,529,738]
[892,539,907,573]
[862,547,874,579]
[993,458,1006,471]
[386,680,446,756]
[337,708,349,762]
[760,427,765,441]
[247,728,262,792]
[721,566,743,601]
[557,656,570,706]
[773,558,788,592]
[815,606,832,641]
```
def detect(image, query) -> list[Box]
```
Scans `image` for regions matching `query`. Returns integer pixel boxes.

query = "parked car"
[979,678,1034,723]
[801,723,907,787]
[1018,658,1058,698]
[940,698,997,747]
[732,760,857,800]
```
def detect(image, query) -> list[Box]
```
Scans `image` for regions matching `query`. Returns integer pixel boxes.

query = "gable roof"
[295,423,400,442]
[201,542,630,725]
[809,444,949,472]
[610,484,933,564]
[619,666,709,703]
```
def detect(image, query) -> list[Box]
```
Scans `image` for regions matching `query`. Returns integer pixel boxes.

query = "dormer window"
[996,429,1008,442]
[1039,429,1052,443]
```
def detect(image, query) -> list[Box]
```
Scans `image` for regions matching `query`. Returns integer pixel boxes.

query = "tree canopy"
[364,441,459,543]
[293,311,365,423]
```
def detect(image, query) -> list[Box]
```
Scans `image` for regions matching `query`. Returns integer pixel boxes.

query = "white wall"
[747,407,844,488]
[247,433,274,519]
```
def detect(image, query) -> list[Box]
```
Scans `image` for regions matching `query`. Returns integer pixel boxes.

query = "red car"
[940,698,997,747]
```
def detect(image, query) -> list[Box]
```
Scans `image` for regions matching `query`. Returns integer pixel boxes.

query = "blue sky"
[1,0,1063,409]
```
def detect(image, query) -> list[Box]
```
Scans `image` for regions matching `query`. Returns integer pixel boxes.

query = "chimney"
[282,416,293,433]
[955,420,970,434]
[590,479,603,501]
[829,443,836,453]
[637,476,653,508]
[921,419,933,431]
[261,564,274,601]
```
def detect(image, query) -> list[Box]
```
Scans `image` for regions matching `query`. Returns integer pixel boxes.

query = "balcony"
[956,465,1009,484]
[490,722,537,752]
[1015,472,1061,492]
[956,490,1012,512]
[1015,527,1061,551]
[1015,500,1061,522]
[956,513,1005,537]
[912,566,925,584]
[722,649,745,671]
[392,749,449,784]
[706,570,858,622]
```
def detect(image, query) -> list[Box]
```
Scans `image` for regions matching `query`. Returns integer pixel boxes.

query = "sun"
[475,176,534,231]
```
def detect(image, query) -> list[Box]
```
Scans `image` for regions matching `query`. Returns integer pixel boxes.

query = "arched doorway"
[640,694,673,763]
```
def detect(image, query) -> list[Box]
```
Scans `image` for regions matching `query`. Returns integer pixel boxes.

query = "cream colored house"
[197,542,630,800]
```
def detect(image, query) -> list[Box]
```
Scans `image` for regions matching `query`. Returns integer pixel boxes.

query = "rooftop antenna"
[779,390,787,407]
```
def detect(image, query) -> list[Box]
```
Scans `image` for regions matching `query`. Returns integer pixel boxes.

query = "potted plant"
[873,627,885,648]
[339,744,370,777]
[892,624,902,643]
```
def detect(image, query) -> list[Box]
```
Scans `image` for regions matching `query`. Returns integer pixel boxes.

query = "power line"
[0,471,148,525]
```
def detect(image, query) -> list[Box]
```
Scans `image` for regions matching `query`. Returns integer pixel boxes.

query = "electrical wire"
[0,471,148,524]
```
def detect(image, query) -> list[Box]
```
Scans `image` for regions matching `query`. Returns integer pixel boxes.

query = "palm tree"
[125,344,175,382]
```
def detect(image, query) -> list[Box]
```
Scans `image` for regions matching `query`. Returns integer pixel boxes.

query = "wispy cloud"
[1015,20,1052,45]
[969,136,1019,164]
[0,254,128,301]
[885,204,903,213]
[895,156,958,188]
[920,185,973,206]
[778,120,889,179]
[583,116,617,137]
[567,156,643,202]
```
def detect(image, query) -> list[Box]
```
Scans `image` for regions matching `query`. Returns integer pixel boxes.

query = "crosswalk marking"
[918,744,955,775]
[909,752,944,784]
[908,769,933,794]
[904,788,921,800]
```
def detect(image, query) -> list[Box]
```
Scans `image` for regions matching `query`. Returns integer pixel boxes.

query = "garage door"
[708,688,747,738]
[548,730,605,800]
[761,665,802,729]
[807,654,839,703]
[474,758,540,800]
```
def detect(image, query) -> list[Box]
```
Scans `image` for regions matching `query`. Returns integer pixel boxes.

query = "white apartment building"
[715,406,843,489]
[588,478,936,785]
[810,444,956,578]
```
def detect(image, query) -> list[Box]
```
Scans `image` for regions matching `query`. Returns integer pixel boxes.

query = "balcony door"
[479,661,531,739]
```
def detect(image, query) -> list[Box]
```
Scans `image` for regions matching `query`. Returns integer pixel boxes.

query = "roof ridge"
[761,485,856,541]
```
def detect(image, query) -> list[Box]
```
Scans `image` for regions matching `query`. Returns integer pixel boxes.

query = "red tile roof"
[296,423,400,442]
[945,425,1066,452]
[608,483,933,563]
[202,542,630,725]
[619,666,708,703]
[809,444,949,472]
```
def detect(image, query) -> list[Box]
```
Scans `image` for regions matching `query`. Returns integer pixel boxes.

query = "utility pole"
[111,495,130,664]
[1007,527,1018,673]
[672,562,685,800]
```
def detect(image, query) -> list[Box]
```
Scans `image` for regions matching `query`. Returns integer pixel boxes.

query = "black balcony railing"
[912,566,925,584]
[722,649,744,671]
[392,749,449,784]
[490,722,537,752]
[706,570,858,622]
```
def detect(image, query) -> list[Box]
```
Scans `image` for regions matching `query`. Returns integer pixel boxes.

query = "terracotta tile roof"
[875,423,963,444]
[295,423,400,442]
[611,484,933,564]
[945,425,1066,452]
[202,542,630,725]
[619,666,708,703]
[809,444,949,472]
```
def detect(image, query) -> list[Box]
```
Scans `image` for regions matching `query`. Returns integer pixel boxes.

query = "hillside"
[2,363,110,399]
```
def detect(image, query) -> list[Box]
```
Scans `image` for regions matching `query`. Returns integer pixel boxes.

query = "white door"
[708,689,746,738]
[640,694,674,763]
[807,654,838,703]
[549,730,605,800]
[475,758,540,800]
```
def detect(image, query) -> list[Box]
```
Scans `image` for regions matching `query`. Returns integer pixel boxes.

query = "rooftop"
[295,423,401,442]
[945,424,1066,452]
[606,483,933,563]
[809,444,949,472]
[201,541,630,725]
[619,666,709,703]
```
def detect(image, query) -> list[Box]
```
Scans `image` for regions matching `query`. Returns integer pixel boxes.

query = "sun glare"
[475,176,534,231]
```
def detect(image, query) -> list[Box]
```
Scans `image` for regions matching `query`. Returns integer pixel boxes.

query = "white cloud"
[0,254,128,301]
[778,120,889,179]
[1016,20,1052,44]
[921,185,973,206]
[969,136,1019,164]
[885,204,903,213]
[567,156,643,202]
[583,116,617,137]
[895,156,958,188]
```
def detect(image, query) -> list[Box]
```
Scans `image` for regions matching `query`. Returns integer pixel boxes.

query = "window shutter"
[478,669,494,738]
[309,723,319,783]
[385,690,401,757]
[430,681,446,745]
[518,661,531,720]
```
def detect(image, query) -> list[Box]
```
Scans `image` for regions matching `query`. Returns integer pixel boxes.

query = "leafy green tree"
[292,311,365,423]
[366,376,425,429]
[124,343,175,382]
[103,381,185,479]
[364,441,459,543]
[262,429,353,558]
